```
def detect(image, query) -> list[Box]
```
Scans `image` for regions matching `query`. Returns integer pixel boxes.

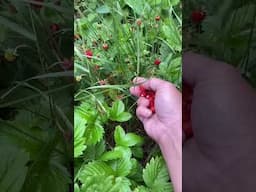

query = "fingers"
[137,97,149,107]
[130,77,173,96]
[136,106,152,122]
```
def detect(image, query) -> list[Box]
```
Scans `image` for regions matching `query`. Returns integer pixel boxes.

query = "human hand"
[183,52,256,192]
[130,77,182,192]
[130,77,182,146]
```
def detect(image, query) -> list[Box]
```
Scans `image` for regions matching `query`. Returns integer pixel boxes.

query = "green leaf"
[81,175,131,192]
[115,112,132,122]
[124,0,147,15]
[0,16,36,41]
[84,139,106,160]
[84,123,104,145]
[100,149,123,161]
[132,146,144,158]
[111,100,125,116]
[110,157,132,177]
[74,183,80,192]
[143,157,173,192]
[114,126,144,147]
[74,111,86,158]
[0,145,29,192]
[100,146,132,161]
[79,161,114,181]
[96,5,111,14]
[134,186,150,192]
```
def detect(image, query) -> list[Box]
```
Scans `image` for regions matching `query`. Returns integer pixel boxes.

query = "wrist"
[158,121,182,148]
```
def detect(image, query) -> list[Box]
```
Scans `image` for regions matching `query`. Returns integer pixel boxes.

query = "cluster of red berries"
[139,85,156,113]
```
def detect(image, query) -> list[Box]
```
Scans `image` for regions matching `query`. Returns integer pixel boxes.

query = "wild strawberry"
[62,58,73,70]
[139,85,156,113]
[155,15,161,21]
[136,19,142,26]
[102,43,109,51]
[50,23,60,33]
[85,50,93,59]
[191,10,206,23]
[154,58,161,65]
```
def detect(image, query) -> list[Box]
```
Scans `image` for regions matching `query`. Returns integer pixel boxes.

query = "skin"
[130,77,182,192]
[130,52,256,192]
[183,52,256,192]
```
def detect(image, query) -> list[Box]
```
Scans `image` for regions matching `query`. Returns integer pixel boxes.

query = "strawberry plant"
[0,0,73,191]
[75,0,181,191]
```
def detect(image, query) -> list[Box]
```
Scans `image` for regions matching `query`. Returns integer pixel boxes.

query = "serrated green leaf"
[79,161,114,182]
[143,157,173,192]
[74,111,86,158]
[114,126,144,147]
[110,157,132,177]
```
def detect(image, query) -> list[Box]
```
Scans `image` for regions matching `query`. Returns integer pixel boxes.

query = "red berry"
[138,86,156,113]
[154,58,161,65]
[102,43,109,51]
[136,19,142,26]
[155,16,161,21]
[62,58,73,70]
[85,50,93,59]
[191,10,206,23]
[50,23,60,33]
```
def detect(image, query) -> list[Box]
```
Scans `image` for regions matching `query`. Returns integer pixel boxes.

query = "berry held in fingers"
[139,86,156,113]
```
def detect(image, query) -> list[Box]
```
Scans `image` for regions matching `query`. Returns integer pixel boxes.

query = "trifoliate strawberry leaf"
[114,126,144,147]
